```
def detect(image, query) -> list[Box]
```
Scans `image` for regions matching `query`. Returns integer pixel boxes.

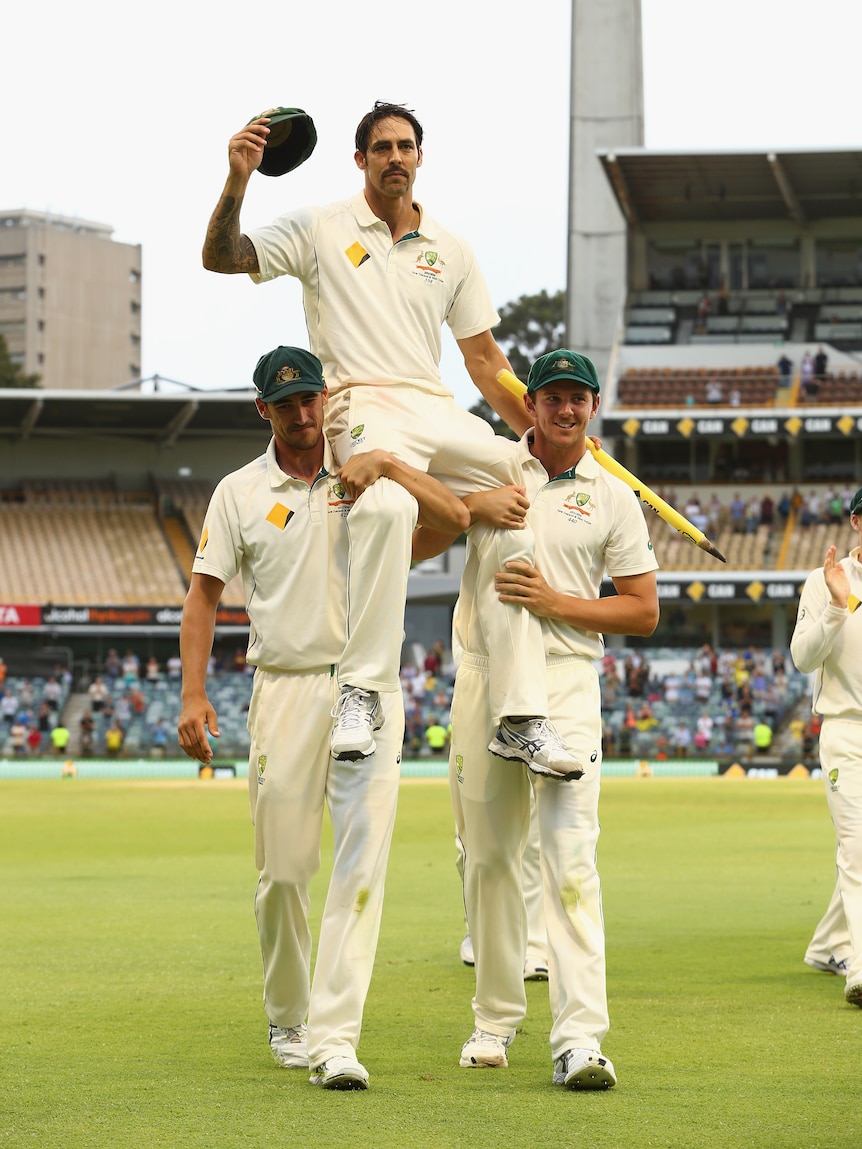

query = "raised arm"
[457,329,533,437]
[178,573,225,763]
[202,118,271,274]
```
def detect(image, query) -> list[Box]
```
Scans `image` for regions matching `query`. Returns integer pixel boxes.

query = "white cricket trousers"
[327,385,549,719]
[806,716,862,988]
[450,652,608,1059]
[456,789,548,965]
[247,668,402,1065]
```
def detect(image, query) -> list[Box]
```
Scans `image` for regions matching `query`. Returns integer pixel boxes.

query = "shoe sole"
[846,984,862,1007]
[322,1075,368,1090]
[488,741,583,781]
[331,746,375,762]
[563,1065,616,1089]
[524,969,549,981]
[459,1054,508,1068]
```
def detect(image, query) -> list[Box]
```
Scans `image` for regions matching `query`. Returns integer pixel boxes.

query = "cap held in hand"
[250,107,317,176]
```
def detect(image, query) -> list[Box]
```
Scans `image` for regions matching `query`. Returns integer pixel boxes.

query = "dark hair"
[355,101,423,154]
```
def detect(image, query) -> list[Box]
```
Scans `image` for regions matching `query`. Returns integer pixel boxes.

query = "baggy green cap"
[526,350,600,394]
[253,347,325,403]
[249,107,317,177]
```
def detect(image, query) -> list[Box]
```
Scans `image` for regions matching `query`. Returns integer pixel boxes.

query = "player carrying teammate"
[202,100,581,780]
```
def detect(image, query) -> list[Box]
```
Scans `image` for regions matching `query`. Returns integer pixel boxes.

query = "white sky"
[2,0,861,409]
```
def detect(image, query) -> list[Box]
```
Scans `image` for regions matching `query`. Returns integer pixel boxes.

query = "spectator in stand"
[166,653,183,679]
[671,722,692,757]
[121,650,140,685]
[753,720,773,754]
[778,354,793,388]
[1,689,18,728]
[88,676,109,714]
[26,725,42,756]
[728,386,741,407]
[705,379,724,404]
[150,718,170,757]
[129,686,147,716]
[0,657,6,686]
[18,680,34,709]
[694,670,712,704]
[104,649,122,683]
[760,494,775,529]
[827,489,844,525]
[813,346,829,385]
[79,711,96,755]
[424,717,449,756]
[717,283,730,316]
[424,641,444,676]
[800,351,815,400]
[105,721,125,757]
[745,498,761,534]
[635,703,658,732]
[695,711,714,747]
[145,656,161,683]
[10,719,27,755]
[50,721,70,756]
[115,694,133,728]
[42,677,62,711]
[730,493,746,534]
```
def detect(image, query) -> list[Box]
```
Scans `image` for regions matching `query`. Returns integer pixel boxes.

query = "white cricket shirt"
[248,193,499,397]
[791,545,862,719]
[192,438,351,672]
[455,434,659,661]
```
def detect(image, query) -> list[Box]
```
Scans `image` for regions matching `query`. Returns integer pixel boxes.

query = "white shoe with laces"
[459,1027,514,1068]
[488,717,584,781]
[805,954,849,975]
[553,1048,616,1089]
[269,1021,308,1068]
[330,687,383,760]
[309,1054,369,1090]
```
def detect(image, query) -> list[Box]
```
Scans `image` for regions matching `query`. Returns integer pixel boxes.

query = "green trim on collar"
[395,229,420,244]
[548,465,578,482]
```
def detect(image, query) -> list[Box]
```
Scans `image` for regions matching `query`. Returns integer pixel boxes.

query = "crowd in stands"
[0,640,818,765]
[652,483,857,540]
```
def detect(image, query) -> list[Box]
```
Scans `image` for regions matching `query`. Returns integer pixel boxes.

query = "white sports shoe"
[309,1054,369,1090]
[330,687,383,761]
[805,954,849,975]
[488,718,584,781]
[268,1021,308,1068]
[524,956,549,981]
[459,1027,514,1068]
[553,1048,616,1090]
[846,982,862,1008]
[460,932,475,966]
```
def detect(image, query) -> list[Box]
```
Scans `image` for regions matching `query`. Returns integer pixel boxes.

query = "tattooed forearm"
[202,196,259,273]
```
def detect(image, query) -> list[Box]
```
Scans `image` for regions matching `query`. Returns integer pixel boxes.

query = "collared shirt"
[455,434,659,661]
[791,545,862,719]
[248,193,499,397]
[192,438,352,672]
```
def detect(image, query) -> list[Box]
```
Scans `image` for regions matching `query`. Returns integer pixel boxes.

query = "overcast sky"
[3,0,861,409]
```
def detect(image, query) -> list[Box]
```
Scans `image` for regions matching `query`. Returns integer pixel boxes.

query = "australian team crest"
[350,424,365,440]
[424,251,438,267]
[258,754,267,785]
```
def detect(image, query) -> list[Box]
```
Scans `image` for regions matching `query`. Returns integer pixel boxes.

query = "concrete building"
[0,210,142,390]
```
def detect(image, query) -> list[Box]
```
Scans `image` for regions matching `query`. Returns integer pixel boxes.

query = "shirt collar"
[516,431,601,481]
[351,191,436,240]
[265,436,333,487]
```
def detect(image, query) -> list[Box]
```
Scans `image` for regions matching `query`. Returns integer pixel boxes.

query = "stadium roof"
[597,147,862,226]
[0,386,262,442]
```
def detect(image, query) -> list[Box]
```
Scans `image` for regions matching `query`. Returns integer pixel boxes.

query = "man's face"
[525,380,599,451]
[256,390,327,452]
[355,116,422,201]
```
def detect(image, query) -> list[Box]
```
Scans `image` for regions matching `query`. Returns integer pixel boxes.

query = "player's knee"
[351,477,417,526]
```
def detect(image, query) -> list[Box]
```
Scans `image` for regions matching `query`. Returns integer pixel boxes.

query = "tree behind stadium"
[0,334,40,389]
[469,289,565,438]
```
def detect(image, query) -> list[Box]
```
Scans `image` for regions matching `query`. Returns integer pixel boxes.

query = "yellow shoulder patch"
[266,503,294,530]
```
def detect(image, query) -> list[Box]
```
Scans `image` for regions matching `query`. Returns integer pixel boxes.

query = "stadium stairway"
[62,693,93,756]
[161,514,197,586]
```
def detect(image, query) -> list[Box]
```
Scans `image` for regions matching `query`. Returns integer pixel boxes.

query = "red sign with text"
[0,605,43,627]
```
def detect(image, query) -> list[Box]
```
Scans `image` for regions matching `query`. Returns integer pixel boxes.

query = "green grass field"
[1,777,858,1149]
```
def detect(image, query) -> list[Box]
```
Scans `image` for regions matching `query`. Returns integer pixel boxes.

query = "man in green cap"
[413,348,659,1091]
[203,101,581,781]
[791,485,862,1008]
[177,346,468,1091]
